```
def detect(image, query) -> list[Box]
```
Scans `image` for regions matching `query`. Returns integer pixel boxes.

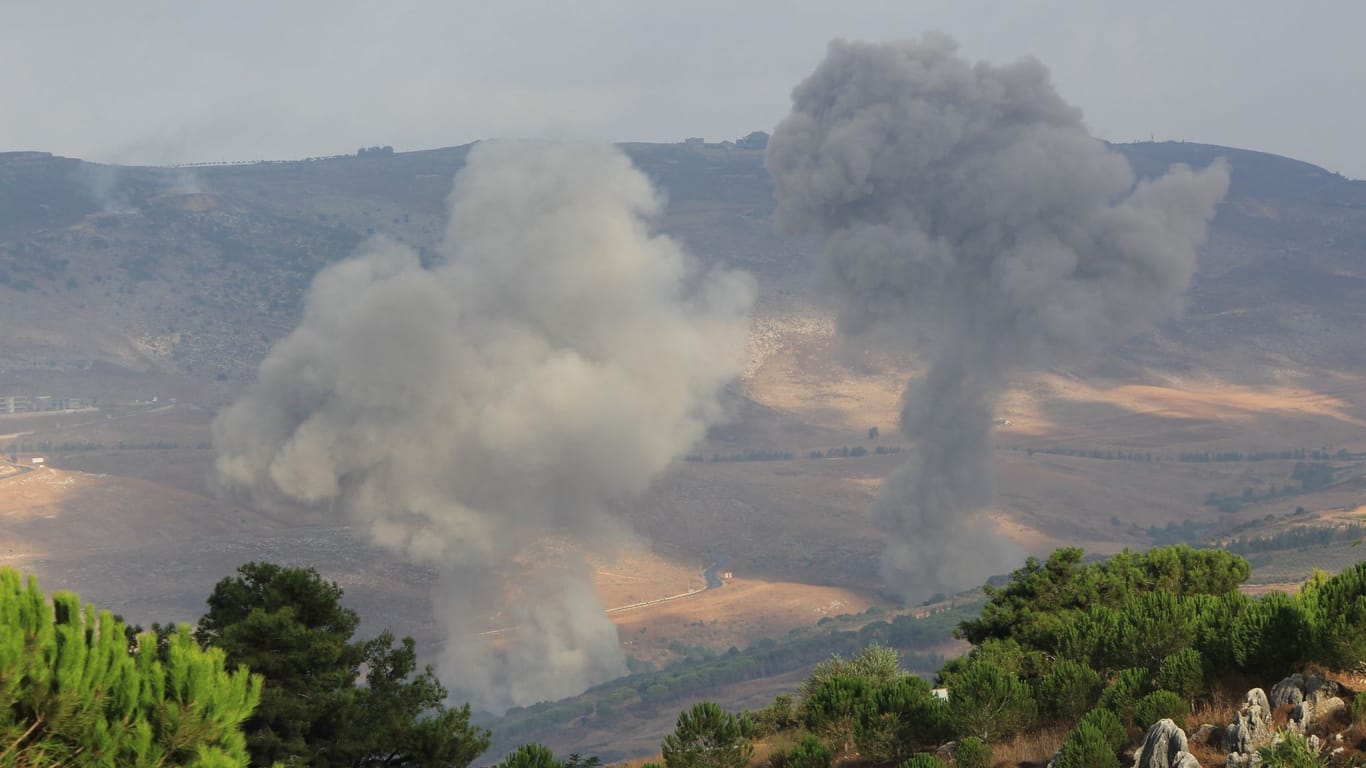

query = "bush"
[1053,722,1120,768]
[1305,561,1366,670]
[1157,648,1206,702]
[775,734,833,768]
[1230,592,1312,679]
[661,702,754,768]
[947,661,1037,742]
[752,694,798,736]
[1134,690,1188,730]
[802,674,871,746]
[1037,659,1103,722]
[498,744,562,768]
[1256,729,1328,767]
[1352,692,1366,725]
[953,736,992,768]
[1097,668,1152,727]
[1076,708,1127,753]
[855,676,953,761]
[801,645,903,700]
[898,755,945,768]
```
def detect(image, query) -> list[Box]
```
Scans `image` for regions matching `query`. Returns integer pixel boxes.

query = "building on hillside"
[0,395,32,413]
[0,395,96,413]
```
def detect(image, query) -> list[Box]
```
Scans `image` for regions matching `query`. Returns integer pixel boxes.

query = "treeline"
[1026,447,1157,462]
[1223,523,1365,554]
[1179,448,1344,462]
[683,445,904,463]
[1018,445,1355,463]
[488,605,974,752]
[1204,461,1338,513]
[709,545,1366,768]
[7,438,209,452]
[690,450,797,462]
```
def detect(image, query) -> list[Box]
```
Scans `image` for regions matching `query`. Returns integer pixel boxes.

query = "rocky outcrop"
[1134,719,1202,768]
[1268,674,1345,732]
[1225,688,1273,755]
[1191,724,1220,747]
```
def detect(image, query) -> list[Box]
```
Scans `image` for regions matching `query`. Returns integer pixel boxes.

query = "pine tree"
[196,561,489,768]
[660,702,753,768]
[0,568,261,766]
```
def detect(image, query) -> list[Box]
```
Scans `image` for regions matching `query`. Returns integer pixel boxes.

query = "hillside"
[2,140,1365,760]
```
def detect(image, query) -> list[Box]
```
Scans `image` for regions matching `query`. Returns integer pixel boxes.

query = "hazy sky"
[4,1,1364,178]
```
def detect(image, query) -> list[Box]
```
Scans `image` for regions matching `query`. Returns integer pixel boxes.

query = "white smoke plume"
[766,35,1230,600]
[213,140,754,710]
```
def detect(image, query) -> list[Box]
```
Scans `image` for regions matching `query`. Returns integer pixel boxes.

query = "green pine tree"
[0,568,262,766]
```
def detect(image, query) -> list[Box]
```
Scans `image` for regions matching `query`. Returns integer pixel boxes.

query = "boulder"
[1272,674,1343,731]
[1269,676,1306,710]
[1225,688,1273,754]
[1314,695,1347,723]
[1134,718,1202,768]
[1191,723,1220,747]
[1173,752,1202,768]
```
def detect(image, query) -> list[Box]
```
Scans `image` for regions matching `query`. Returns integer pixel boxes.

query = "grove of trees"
[7,542,1366,767]
[716,545,1366,767]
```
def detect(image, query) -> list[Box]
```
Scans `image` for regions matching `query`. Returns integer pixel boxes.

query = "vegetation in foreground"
[5,544,1366,767]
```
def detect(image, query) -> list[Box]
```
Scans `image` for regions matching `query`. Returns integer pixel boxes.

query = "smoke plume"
[213,140,754,710]
[766,35,1229,600]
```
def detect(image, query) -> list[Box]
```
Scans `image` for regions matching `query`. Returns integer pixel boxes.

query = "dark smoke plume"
[766,35,1229,599]
[213,140,754,710]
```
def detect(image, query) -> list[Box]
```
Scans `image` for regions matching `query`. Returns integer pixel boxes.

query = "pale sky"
[4,1,1364,178]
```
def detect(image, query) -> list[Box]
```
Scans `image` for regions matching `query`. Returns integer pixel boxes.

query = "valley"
[2,140,1365,759]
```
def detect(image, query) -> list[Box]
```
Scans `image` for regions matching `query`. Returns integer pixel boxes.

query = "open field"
[3,304,1366,764]
[5,319,1366,644]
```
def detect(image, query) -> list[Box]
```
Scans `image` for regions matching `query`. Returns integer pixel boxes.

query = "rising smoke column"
[766,35,1230,600]
[213,140,754,710]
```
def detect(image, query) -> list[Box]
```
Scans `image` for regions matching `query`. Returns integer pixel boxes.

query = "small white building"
[30,457,45,466]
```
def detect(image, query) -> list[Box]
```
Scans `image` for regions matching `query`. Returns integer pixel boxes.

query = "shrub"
[898,755,945,768]
[1134,690,1188,730]
[802,674,871,747]
[855,675,953,761]
[498,744,562,768]
[1076,708,1127,753]
[754,694,798,735]
[947,661,1037,742]
[1053,722,1120,768]
[1352,692,1366,725]
[1256,729,1328,767]
[661,702,754,768]
[801,645,903,700]
[953,736,992,768]
[1158,648,1207,703]
[1097,668,1151,727]
[1304,561,1366,670]
[1230,592,1312,679]
[1037,659,1103,722]
[777,734,833,768]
